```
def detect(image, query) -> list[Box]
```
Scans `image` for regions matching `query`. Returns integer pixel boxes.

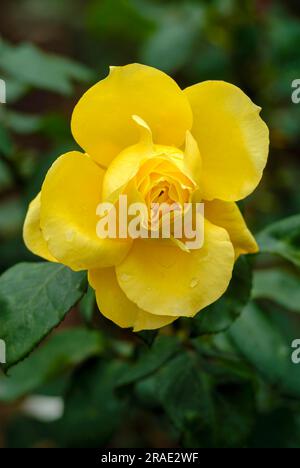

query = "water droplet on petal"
[66,229,75,241]
[120,273,131,282]
[190,278,198,288]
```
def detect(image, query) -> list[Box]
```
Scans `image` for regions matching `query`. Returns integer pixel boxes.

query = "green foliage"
[118,335,181,386]
[0,198,23,238]
[1,0,300,449]
[5,111,43,135]
[140,2,203,73]
[257,215,300,267]
[0,159,12,192]
[153,351,215,447]
[0,123,13,156]
[228,302,289,386]
[192,256,252,335]
[0,40,93,96]
[0,328,104,401]
[52,359,128,448]
[229,302,300,399]
[253,267,300,312]
[79,286,96,324]
[0,263,87,369]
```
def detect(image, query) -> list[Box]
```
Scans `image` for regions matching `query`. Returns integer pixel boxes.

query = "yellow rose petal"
[116,221,234,317]
[102,116,155,200]
[184,81,269,201]
[102,116,195,202]
[40,151,132,271]
[23,192,57,262]
[71,64,193,167]
[183,131,202,187]
[89,268,176,331]
[205,199,258,258]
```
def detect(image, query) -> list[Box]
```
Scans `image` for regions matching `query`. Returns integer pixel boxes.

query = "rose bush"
[23,63,269,331]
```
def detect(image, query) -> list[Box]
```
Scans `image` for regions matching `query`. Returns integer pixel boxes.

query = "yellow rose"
[23,64,269,331]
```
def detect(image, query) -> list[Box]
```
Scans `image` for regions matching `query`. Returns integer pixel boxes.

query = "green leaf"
[134,374,161,409]
[135,344,251,447]
[6,111,43,135]
[140,3,203,73]
[87,0,153,40]
[5,78,28,103]
[257,215,300,268]
[228,302,289,385]
[0,42,93,95]
[249,409,300,448]
[0,123,13,156]
[154,351,215,447]
[193,333,255,383]
[136,330,158,346]
[214,384,256,448]
[252,267,300,312]
[79,286,95,324]
[0,159,13,192]
[0,262,87,369]
[0,198,24,238]
[6,416,52,448]
[117,335,181,387]
[54,359,127,447]
[0,238,33,272]
[192,256,252,335]
[6,359,125,448]
[228,302,300,397]
[0,327,104,401]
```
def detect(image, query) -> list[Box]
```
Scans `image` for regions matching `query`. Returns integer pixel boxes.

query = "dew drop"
[65,229,75,241]
[120,273,131,282]
[190,278,198,288]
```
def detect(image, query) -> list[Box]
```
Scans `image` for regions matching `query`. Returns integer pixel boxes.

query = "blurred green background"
[1,0,300,448]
